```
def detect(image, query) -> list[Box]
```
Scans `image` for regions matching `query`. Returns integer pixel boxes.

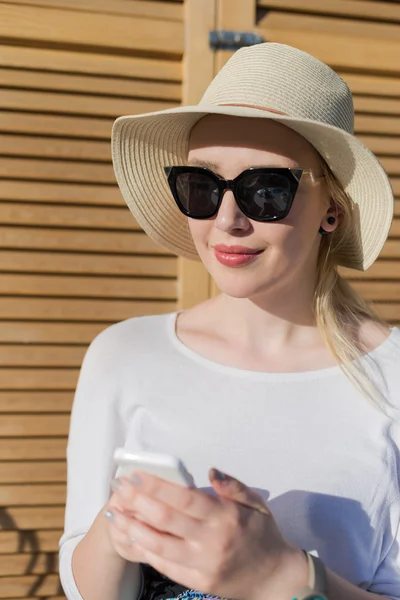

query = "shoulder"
[357,319,393,354]
[82,312,176,368]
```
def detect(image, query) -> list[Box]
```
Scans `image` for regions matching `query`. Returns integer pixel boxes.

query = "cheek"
[188,219,213,253]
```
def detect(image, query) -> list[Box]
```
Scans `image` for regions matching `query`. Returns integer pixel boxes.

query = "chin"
[210,266,274,299]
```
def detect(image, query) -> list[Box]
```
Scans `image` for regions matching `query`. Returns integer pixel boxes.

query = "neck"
[211,268,322,353]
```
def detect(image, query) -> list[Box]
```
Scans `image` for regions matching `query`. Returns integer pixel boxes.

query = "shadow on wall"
[0,507,63,596]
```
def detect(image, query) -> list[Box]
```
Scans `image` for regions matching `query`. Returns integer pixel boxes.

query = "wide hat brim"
[112,104,393,271]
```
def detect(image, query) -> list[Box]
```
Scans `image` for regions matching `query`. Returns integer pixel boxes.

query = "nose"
[213,189,251,233]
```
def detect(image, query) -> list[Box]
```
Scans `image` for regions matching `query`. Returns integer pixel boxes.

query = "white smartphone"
[113,448,195,487]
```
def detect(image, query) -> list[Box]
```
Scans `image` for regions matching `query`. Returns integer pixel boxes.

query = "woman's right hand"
[103,478,146,563]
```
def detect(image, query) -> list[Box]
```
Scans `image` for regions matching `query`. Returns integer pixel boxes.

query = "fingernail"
[111,478,122,492]
[104,508,115,521]
[129,473,142,487]
[213,469,228,482]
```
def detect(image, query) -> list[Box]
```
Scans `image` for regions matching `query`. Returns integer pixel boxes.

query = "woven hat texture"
[112,43,393,271]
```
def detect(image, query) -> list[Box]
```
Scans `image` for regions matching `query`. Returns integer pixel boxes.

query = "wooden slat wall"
[0,0,182,596]
[257,0,400,325]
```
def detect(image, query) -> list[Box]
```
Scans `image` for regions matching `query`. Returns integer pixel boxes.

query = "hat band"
[217,103,288,116]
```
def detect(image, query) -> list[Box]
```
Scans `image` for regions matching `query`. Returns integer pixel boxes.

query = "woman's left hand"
[109,468,308,600]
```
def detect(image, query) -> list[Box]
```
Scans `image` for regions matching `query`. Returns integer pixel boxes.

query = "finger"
[209,468,270,515]
[115,471,221,520]
[104,507,145,562]
[123,484,203,540]
[110,507,199,568]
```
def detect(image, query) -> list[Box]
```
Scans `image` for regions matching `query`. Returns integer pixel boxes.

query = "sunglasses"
[164,166,322,222]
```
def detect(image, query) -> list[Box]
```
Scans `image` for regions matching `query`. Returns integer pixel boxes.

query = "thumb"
[209,468,270,515]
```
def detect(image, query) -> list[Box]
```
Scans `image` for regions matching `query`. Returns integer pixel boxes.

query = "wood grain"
[0,274,177,300]
[0,297,175,321]
[0,391,73,413]
[0,44,181,82]
[0,462,66,484]
[0,415,70,437]
[0,529,62,553]
[0,251,177,277]
[0,3,183,55]
[0,484,66,507]
[0,439,67,461]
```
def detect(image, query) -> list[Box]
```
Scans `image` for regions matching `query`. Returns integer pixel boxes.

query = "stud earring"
[319,216,336,235]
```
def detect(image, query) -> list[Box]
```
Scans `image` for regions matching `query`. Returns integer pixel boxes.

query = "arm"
[70,508,141,600]
[325,569,392,600]
[59,327,141,600]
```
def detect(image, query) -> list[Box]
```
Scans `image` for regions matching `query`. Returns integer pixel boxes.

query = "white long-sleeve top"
[59,312,400,599]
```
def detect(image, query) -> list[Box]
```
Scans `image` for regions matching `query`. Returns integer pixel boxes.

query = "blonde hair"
[314,158,392,413]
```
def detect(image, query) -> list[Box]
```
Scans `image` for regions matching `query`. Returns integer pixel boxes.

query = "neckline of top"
[165,311,399,382]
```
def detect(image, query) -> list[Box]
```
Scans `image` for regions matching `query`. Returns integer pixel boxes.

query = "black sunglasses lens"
[237,172,293,220]
[175,171,219,217]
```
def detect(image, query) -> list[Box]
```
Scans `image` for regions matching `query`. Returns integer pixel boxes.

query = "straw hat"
[112,43,393,271]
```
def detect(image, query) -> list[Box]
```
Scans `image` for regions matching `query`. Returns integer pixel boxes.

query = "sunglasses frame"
[164,165,319,222]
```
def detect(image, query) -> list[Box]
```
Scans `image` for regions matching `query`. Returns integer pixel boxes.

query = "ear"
[320,201,340,234]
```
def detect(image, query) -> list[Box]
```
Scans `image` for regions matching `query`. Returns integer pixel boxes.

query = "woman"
[59,43,400,600]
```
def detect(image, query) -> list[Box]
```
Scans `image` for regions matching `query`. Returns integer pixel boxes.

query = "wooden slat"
[257,0,400,22]
[357,135,400,156]
[0,484,66,507]
[0,346,85,368]
[353,96,400,116]
[0,529,62,553]
[0,391,72,412]
[0,45,181,82]
[374,303,400,321]
[0,439,66,461]
[0,297,175,321]
[0,251,177,277]
[379,240,400,258]
[0,4,183,55]
[1,0,183,21]
[0,203,138,230]
[0,415,69,437]
[340,72,400,98]
[0,69,181,102]
[0,507,64,530]
[0,112,113,139]
[0,181,124,206]
[0,322,108,344]
[0,135,111,162]
[0,369,79,390]
[0,228,169,255]
[0,551,59,575]
[340,261,400,280]
[0,573,61,597]
[0,89,175,118]
[258,12,400,73]
[355,115,400,135]
[391,178,400,196]
[0,274,177,300]
[0,158,116,183]
[2,597,64,600]
[379,158,400,176]
[0,462,66,484]
[350,281,400,301]
[259,8,400,41]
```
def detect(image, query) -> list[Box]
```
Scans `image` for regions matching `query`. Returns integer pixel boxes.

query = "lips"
[213,244,264,268]
[213,244,263,255]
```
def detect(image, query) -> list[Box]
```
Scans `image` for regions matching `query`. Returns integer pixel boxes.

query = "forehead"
[188,114,320,169]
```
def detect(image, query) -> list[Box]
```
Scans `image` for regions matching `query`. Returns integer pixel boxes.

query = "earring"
[319,216,336,235]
